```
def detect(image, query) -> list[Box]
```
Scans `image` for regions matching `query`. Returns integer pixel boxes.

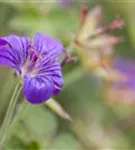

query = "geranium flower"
[0,33,64,104]
[106,59,135,105]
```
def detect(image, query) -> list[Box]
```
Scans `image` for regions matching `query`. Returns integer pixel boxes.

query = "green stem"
[0,83,22,148]
[5,101,28,147]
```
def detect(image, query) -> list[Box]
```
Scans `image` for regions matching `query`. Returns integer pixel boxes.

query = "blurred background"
[0,0,134,149]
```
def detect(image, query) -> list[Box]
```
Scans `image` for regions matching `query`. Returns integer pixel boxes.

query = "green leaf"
[7,104,58,148]
[21,104,58,140]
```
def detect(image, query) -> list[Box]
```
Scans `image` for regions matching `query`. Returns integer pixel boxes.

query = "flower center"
[21,45,39,77]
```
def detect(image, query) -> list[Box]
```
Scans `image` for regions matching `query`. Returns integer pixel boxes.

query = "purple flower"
[106,59,135,105]
[112,59,135,89]
[0,33,64,104]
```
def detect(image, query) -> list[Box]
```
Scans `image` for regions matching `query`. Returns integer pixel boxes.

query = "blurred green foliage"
[0,1,134,149]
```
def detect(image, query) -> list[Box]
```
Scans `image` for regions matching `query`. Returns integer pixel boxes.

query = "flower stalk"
[0,82,22,148]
